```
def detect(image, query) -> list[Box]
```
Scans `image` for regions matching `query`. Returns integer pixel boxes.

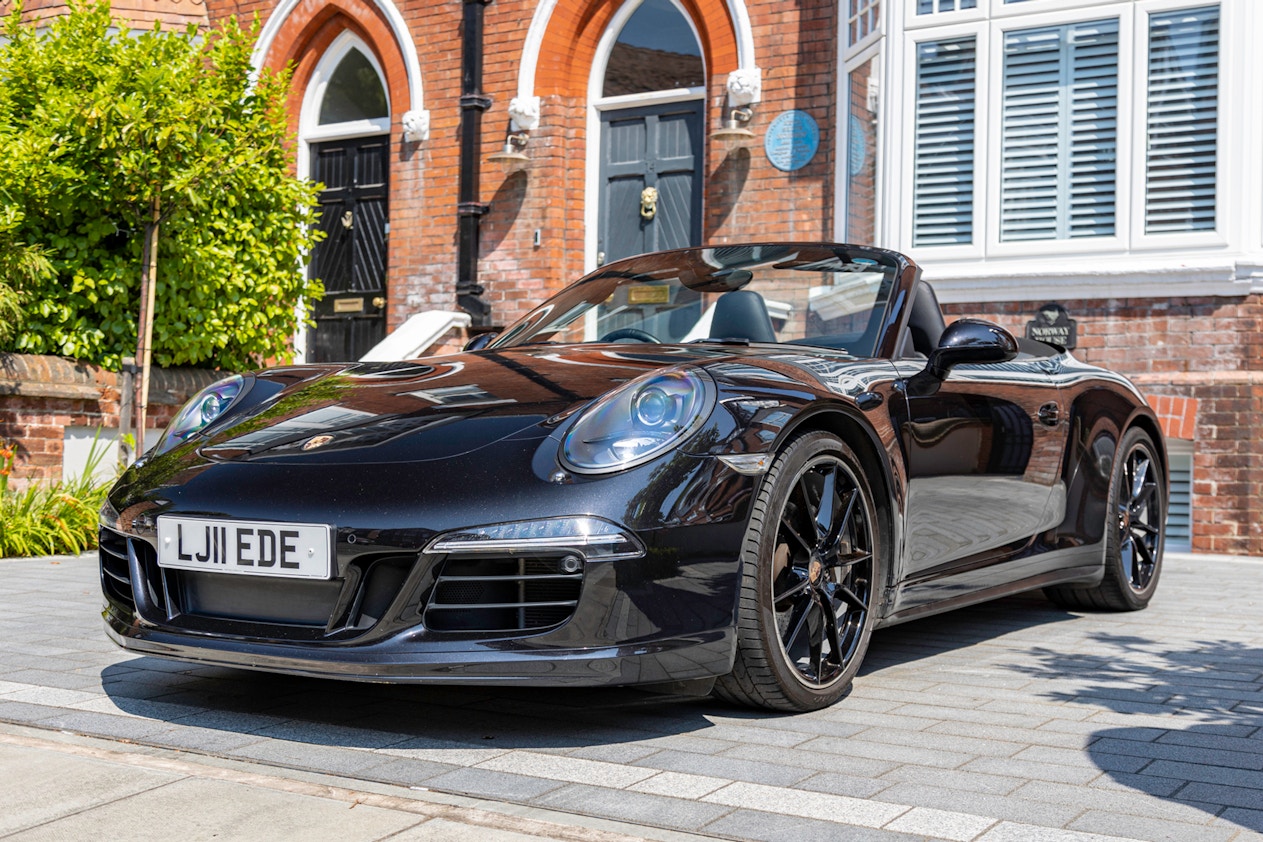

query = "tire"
[1045,427,1166,611]
[714,431,886,712]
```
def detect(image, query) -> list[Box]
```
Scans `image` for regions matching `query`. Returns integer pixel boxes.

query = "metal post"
[118,356,137,468]
[457,0,493,327]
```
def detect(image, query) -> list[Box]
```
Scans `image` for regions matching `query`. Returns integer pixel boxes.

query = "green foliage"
[0,204,52,344]
[0,1,323,370]
[0,434,111,558]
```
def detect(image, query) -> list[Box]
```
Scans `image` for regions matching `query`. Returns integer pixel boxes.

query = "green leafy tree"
[0,0,323,371]
[0,204,51,343]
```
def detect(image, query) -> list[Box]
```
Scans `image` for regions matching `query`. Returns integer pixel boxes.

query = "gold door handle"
[639,187,658,220]
[372,297,386,308]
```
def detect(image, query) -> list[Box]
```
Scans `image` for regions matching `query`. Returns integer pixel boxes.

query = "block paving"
[0,551,1259,841]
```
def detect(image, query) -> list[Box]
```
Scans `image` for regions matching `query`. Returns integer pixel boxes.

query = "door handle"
[372,297,386,308]
[1037,402,1061,427]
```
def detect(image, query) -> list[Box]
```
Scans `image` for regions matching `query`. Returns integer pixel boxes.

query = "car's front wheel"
[714,431,885,712]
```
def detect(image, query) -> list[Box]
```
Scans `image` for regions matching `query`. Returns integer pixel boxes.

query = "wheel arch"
[767,404,901,603]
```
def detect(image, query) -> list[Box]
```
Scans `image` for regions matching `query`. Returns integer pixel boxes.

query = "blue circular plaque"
[764,110,820,172]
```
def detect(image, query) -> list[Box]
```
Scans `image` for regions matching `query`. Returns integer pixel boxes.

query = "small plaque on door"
[628,286,671,305]
[333,297,364,314]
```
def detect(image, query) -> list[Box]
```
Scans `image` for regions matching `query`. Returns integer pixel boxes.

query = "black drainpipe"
[457,0,493,327]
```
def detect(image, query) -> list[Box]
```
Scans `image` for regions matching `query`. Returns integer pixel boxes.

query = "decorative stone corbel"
[726,67,762,108]
[403,109,431,143]
[508,96,541,132]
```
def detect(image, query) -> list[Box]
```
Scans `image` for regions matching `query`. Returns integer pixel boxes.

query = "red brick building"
[4,0,1260,555]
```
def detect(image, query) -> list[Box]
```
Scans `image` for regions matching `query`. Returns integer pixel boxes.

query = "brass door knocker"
[341,210,354,230]
[639,187,659,221]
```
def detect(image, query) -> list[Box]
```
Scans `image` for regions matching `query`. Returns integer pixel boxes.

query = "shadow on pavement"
[98,592,1082,745]
[1006,632,1263,833]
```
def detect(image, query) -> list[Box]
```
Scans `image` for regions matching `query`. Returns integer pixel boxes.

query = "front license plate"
[156,516,333,580]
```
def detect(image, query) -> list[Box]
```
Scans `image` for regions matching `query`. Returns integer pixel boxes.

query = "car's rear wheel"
[1045,427,1165,611]
[714,431,885,712]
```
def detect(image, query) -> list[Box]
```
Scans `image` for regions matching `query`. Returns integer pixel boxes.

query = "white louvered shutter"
[913,38,976,246]
[1145,5,1219,234]
[1000,20,1118,241]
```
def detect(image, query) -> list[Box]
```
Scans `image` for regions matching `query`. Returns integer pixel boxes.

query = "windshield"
[489,244,903,357]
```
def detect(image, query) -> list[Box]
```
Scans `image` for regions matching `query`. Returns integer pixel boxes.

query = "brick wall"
[0,354,220,488]
[943,295,1263,555]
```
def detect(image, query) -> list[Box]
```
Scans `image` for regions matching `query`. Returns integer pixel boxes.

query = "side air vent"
[423,555,582,633]
[99,527,134,612]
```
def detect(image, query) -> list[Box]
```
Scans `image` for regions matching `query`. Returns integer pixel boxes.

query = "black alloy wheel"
[715,431,884,711]
[1046,428,1166,611]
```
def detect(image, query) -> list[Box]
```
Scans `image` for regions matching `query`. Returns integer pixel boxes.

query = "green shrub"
[0,0,323,371]
[0,435,110,558]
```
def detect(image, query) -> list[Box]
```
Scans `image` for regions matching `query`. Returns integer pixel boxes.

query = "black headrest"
[710,290,778,343]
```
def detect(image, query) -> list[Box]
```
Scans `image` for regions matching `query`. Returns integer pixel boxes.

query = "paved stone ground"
[0,551,1259,842]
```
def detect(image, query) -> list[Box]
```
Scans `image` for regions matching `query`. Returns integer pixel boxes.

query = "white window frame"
[898,19,989,260]
[846,0,885,55]
[890,0,1250,301]
[982,6,1133,260]
[837,42,886,245]
[299,32,393,146]
[582,0,707,275]
[1128,0,1227,252]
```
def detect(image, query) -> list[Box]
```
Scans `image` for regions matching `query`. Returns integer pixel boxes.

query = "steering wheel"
[599,328,660,343]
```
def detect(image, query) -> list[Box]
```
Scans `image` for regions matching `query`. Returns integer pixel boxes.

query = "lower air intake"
[423,555,582,633]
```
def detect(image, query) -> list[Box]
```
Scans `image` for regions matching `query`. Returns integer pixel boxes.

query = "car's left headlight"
[561,367,716,473]
[155,374,245,455]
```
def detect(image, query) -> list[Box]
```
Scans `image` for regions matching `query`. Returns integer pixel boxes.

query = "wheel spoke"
[1133,531,1156,570]
[806,594,824,678]
[829,550,872,571]
[1129,457,1151,504]
[791,477,821,546]
[1120,532,1137,584]
[781,594,812,652]
[1131,481,1157,514]
[823,488,857,556]
[835,583,867,611]
[775,569,812,603]
[813,466,837,543]
[819,595,844,667]
[780,516,814,555]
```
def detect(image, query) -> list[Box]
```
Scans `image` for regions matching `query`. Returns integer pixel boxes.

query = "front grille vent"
[423,555,582,633]
[99,527,134,612]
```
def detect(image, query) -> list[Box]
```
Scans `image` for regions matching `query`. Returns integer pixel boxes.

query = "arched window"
[301,32,391,142]
[603,0,704,97]
[319,47,389,124]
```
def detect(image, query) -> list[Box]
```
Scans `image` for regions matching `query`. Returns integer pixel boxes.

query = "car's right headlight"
[154,374,245,456]
[560,367,716,473]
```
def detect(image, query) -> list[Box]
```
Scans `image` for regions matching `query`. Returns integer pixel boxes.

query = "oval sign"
[764,110,820,172]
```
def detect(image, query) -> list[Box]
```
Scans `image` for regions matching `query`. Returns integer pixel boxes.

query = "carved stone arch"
[252,0,426,140]
[528,0,744,102]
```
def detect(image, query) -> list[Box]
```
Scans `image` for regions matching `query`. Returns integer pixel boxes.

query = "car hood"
[188,346,727,466]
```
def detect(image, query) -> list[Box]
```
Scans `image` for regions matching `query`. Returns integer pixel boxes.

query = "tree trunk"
[134,197,160,457]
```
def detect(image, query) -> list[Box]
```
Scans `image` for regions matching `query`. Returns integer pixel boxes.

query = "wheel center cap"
[808,557,823,585]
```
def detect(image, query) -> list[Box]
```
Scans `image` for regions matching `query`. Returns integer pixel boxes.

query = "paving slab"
[0,550,1260,841]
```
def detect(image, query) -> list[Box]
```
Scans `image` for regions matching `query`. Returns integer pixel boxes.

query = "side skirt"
[877,551,1105,629]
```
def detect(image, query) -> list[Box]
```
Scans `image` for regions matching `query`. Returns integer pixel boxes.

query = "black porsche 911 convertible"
[100,243,1167,711]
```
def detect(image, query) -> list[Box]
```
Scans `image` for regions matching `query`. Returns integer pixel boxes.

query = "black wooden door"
[308,136,389,362]
[598,101,703,265]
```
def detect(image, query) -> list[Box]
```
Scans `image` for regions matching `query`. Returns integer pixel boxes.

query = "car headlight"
[561,367,716,473]
[155,374,245,455]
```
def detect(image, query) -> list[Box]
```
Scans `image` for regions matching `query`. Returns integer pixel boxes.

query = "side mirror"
[907,319,1018,396]
[463,332,499,352]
